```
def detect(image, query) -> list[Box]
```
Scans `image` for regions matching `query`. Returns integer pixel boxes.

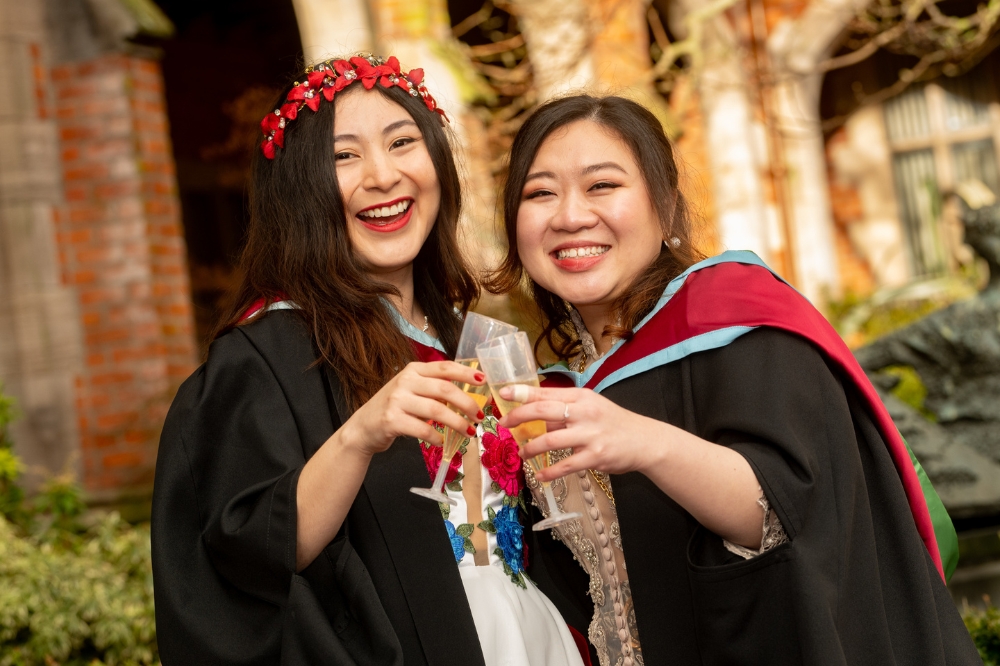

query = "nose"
[551,188,598,233]
[361,147,402,192]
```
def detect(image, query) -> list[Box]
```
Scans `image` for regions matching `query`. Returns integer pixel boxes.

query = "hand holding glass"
[410,313,518,505]
[475,332,581,531]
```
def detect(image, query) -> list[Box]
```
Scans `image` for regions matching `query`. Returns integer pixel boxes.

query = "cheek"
[515,215,547,270]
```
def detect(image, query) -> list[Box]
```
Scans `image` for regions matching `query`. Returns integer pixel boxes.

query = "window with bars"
[883,69,1000,276]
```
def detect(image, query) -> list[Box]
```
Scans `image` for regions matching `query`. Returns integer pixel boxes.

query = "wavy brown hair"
[215,71,478,411]
[484,95,704,362]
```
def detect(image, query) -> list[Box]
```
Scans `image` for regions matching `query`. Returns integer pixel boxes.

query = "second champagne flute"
[476,332,581,531]
[410,312,517,504]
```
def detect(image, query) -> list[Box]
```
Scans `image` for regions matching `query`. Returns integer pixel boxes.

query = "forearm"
[637,417,763,549]
[295,425,372,571]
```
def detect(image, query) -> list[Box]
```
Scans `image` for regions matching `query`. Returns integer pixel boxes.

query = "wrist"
[634,416,674,477]
[335,419,377,461]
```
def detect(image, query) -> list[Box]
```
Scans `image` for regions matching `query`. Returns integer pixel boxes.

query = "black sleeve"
[685,327,850,540]
[152,330,308,663]
[677,327,981,665]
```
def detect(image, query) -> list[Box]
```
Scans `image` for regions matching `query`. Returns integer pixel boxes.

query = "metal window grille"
[883,68,1000,277]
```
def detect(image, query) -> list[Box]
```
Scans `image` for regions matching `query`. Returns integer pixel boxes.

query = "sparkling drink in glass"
[476,332,581,531]
[410,313,517,504]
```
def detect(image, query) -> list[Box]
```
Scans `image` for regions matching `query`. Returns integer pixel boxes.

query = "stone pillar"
[0,0,82,487]
[51,54,196,498]
[767,0,870,304]
[291,0,374,62]
[513,0,595,100]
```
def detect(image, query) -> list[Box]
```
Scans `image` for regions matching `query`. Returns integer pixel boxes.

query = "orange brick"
[97,411,137,430]
[70,270,97,284]
[94,434,116,448]
[124,430,148,445]
[91,371,133,386]
[102,452,143,469]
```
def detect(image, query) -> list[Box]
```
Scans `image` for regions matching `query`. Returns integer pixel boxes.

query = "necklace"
[589,469,616,508]
[567,304,618,506]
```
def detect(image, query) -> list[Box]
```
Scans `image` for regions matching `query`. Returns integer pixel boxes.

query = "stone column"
[674,2,775,264]
[767,0,870,304]
[0,0,83,487]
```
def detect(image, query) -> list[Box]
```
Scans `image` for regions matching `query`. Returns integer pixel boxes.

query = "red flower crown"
[260,54,447,159]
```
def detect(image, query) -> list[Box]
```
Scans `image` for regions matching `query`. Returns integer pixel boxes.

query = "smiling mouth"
[554,245,610,260]
[358,198,412,225]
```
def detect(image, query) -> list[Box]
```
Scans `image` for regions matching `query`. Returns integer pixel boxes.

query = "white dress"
[393,314,583,666]
[421,411,584,666]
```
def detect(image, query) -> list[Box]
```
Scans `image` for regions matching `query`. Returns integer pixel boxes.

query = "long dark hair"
[485,95,704,362]
[216,71,478,410]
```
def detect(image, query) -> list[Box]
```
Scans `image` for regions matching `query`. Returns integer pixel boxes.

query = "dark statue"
[854,201,1000,520]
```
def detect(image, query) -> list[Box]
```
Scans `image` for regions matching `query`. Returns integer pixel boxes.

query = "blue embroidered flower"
[444,520,465,563]
[493,505,524,575]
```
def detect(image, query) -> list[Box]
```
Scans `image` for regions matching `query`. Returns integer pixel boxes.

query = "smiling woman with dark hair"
[488,94,980,666]
[150,56,586,666]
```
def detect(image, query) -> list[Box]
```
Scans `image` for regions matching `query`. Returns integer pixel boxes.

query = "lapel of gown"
[326,338,486,666]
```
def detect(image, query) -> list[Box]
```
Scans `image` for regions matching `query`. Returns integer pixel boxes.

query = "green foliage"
[964,604,1000,665]
[0,383,158,665]
[882,364,937,421]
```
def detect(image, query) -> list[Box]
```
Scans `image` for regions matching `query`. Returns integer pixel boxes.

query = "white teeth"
[360,200,411,220]
[556,245,609,260]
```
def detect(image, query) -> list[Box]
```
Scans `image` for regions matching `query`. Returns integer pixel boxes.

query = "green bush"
[964,604,1000,665]
[0,384,158,665]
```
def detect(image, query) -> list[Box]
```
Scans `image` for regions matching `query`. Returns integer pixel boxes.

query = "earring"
[664,237,681,248]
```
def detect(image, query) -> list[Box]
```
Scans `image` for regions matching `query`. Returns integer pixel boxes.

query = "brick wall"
[51,54,196,498]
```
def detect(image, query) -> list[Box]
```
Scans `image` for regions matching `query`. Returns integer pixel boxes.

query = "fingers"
[535,455,588,482]
[412,360,486,387]
[400,415,445,447]
[499,400,567,429]
[409,396,476,439]
[403,365,484,422]
[517,428,575,460]
[497,384,583,405]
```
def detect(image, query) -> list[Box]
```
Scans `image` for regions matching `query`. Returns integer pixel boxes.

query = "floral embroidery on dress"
[478,505,527,588]
[419,432,465,492]
[481,425,523,497]
[444,520,476,562]
[431,402,530,588]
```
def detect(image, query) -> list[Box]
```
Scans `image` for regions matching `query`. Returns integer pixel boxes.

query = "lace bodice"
[525,452,643,666]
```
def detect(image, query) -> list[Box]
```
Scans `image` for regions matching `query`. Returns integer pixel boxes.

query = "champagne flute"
[475,332,581,531]
[410,313,517,504]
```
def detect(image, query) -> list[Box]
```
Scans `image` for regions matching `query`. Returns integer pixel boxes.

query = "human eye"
[523,189,554,200]
[390,136,417,150]
[589,181,621,192]
[334,150,356,161]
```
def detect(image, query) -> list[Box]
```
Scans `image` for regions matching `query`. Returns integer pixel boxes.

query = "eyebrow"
[524,161,628,184]
[334,119,419,143]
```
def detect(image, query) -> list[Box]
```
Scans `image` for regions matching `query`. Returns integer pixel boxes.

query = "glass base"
[532,511,582,531]
[409,486,458,506]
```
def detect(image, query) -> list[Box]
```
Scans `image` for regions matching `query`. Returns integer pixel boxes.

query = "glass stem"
[543,483,560,516]
[432,453,452,492]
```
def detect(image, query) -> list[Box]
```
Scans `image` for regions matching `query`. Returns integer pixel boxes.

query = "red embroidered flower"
[481,425,524,496]
[421,443,461,484]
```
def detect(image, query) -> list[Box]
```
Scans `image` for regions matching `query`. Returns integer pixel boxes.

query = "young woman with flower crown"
[487,95,980,666]
[150,55,588,666]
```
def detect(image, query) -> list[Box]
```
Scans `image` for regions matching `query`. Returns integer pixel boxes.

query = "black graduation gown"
[603,327,981,665]
[151,311,591,664]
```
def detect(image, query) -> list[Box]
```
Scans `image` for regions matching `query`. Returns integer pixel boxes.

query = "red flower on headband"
[350,56,395,90]
[259,55,447,159]
[288,81,321,112]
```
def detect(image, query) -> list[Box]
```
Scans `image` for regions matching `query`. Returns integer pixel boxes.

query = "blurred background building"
[1,0,998,515]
